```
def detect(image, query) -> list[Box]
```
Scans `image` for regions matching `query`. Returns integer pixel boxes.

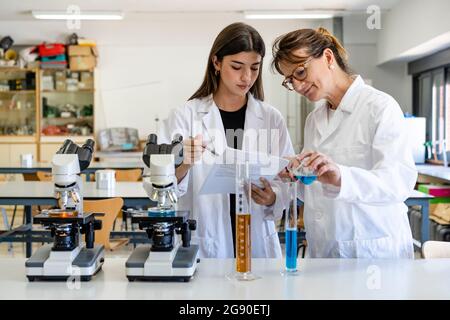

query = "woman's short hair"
[272,27,351,75]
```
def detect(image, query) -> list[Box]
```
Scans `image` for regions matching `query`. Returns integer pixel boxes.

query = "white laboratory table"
[0,258,450,300]
[416,164,450,183]
[0,161,145,176]
[94,151,142,161]
[0,181,149,207]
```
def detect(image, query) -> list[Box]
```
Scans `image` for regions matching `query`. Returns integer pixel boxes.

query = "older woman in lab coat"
[272,27,417,258]
[159,23,294,258]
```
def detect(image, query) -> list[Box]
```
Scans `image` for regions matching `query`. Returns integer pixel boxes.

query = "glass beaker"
[281,181,299,276]
[227,161,260,281]
[291,156,317,185]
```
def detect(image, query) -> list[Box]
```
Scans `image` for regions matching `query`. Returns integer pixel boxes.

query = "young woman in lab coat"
[272,27,418,258]
[159,22,294,258]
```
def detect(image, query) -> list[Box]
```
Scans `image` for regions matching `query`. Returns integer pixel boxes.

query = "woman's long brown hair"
[189,22,266,101]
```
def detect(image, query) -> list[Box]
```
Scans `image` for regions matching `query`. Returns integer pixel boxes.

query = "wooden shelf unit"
[0,67,97,163]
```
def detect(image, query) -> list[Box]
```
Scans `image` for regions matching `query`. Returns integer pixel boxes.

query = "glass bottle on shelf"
[0,69,37,136]
[40,69,94,137]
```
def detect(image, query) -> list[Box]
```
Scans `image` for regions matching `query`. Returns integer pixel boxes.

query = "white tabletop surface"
[0,181,147,199]
[0,258,450,300]
[408,189,433,199]
[0,161,144,170]
[416,164,450,182]
[94,151,142,160]
[0,181,432,200]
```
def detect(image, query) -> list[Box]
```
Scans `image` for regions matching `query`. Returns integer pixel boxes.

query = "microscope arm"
[141,134,186,213]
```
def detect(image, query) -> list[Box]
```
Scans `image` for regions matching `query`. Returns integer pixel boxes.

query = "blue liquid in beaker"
[296,175,317,185]
[285,227,297,271]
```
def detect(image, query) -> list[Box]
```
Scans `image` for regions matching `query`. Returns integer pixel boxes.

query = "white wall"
[1,12,417,139]
[378,0,450,64]
[344,15,412,113]
[0,14,322,139]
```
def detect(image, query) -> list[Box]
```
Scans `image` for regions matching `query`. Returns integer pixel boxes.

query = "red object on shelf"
[38,43,66,57]
[419,184,450,197]
[42,125,69,135]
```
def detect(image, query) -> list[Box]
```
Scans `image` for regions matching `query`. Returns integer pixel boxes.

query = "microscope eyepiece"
[173,133,183,143]
[58,139,72,154]
[55,139,95,172]
[83,139,95,153]
[148,134,158,145]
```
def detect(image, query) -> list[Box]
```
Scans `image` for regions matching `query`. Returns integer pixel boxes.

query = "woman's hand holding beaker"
[297,151,341,187]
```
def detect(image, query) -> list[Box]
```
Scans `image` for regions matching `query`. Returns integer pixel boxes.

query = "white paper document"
[199,148,289,195]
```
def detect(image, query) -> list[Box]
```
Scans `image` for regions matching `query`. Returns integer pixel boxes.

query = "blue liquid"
[296,175,317,185]
[285,228,297,271]
[147,208,175,217]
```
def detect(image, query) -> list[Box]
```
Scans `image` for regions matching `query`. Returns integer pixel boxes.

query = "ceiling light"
[244,10,342,20]
[32,11,124,20]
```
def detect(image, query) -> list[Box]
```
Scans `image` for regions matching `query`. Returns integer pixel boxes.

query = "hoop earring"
[215,69,220,76]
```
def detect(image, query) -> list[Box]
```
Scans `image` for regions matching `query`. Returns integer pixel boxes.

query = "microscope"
[26,139,105,281]
[125,134,200,282]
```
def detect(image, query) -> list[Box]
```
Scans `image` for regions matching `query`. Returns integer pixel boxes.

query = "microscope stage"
[130,210,190,223]
[25,244,104,281]
[33,211,96,225]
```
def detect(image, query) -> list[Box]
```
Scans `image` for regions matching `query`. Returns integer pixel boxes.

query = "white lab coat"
[300,75,417,259]
[159,93,294,258]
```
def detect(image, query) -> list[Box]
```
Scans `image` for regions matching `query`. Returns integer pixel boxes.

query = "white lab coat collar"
[196,93,265,153]
[243,94,265,152]
[338,75,365,114]
[313,75,364,146]
[247,93,264,120]
[196,93,263,119]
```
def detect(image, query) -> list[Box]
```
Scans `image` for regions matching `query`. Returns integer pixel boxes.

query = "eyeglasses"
[281,57,313,91]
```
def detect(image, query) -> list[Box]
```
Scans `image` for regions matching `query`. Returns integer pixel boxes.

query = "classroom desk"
[0,182,434,258]
[0,181,149,207]
[0,258,450,300]
[0,162,145,180]
[94,151,142,161]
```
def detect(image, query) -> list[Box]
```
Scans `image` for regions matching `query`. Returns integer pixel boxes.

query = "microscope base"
[25,244,105,282]
[126,244,200,282]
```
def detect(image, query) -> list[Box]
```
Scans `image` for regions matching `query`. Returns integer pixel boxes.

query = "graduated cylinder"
[235,161,252,273]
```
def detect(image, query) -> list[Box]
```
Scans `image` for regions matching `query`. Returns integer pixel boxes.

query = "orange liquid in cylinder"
[236,213,251,273]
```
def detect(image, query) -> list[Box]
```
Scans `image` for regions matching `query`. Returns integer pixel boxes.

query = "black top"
[218,104,247,256]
